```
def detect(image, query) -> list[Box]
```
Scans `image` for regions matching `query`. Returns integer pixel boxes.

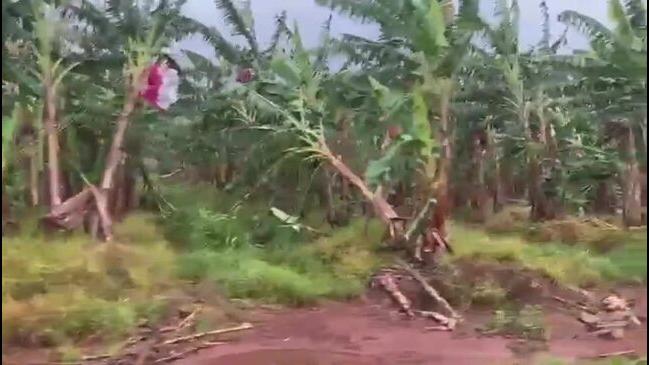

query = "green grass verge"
[161,183,386,306]
[2,213,175,345]
[174,218,385,306]
[450,223,647,287]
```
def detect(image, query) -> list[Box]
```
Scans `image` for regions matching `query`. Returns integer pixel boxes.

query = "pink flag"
[140,63,179,110]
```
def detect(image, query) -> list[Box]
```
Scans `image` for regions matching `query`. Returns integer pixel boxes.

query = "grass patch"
[175,219,385,306]
[471,279,507,307]
[525,218,632,253]
[161,182,386,306]
[450,223,646,287]
[484,205,531,234]
[159,184,307,251]
[2,213,175,345]
[485,207,637,255]
[482,304,548,341]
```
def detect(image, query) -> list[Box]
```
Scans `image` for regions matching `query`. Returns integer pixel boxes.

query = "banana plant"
[2,110,20,176]
[559,0,647,225]
[32,2,79,207]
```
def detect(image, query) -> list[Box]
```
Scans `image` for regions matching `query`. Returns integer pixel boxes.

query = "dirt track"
[175,288,647,365]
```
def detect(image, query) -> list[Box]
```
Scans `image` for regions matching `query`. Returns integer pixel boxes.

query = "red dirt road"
[175,289,647,365]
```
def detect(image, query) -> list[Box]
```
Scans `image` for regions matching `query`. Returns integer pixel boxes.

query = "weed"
[175,215,384,305]
[178,219,378,305]
[450,223,646,286]
[2,213,177,345]
[160,182,386,305]
[471,279,507,307]
[160,184,309,251]
[483,304,548,341]
[484,206,531,234]
[525,218,629,252]
[57,344,82,362]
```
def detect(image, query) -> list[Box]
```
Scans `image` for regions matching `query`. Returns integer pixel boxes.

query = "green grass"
[3,181,645,350]
[471,279,507,307]
[2,213,175,345]
[483,304,548,341]
[160,182,386,306]
[604,230,647,282]
[450,223,647,287]
[175,218,385,305]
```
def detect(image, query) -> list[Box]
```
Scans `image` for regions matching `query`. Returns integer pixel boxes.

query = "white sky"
[175,0,641,62]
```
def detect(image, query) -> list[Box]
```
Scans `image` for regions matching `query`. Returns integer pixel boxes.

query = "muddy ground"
[174,287,647,365]
[3,268,646,365]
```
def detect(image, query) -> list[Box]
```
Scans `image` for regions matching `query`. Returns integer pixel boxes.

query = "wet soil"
[174,287,647,365]
[3,275,645,365]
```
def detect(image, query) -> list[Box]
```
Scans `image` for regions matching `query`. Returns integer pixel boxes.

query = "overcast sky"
[174,0,638,62]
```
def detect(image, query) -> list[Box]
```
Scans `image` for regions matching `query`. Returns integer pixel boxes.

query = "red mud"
[175,288,647,365]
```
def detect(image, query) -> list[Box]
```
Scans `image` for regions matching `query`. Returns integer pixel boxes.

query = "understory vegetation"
[1,0,647,359]
[3,195,645,346]
[2,214,174,345]
[451,223,647,286]
[2,188,388,345]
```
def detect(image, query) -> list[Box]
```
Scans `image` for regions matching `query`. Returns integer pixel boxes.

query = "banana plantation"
[2,0,647,364]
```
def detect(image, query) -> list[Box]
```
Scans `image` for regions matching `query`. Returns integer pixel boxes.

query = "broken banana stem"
[377,274,414,317]
[397,259,460,319]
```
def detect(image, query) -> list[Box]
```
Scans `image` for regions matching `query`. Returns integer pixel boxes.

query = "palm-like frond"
[180,17,242,64]
[457,0,481,28]
[609,0,635,44]
[264,11,290,56]
[314,14,333,71]
[558,10,615,53]
[315,0,395,25]
[411,0,448,51]
[538,1,551,52]
[184,50,215,71]
[215,0,259,58]
[624,0,647,29]
[489,0,520,56]
[333,34,411,67]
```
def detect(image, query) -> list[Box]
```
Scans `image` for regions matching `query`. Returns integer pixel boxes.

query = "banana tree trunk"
[540,118,561,220]
[29,155,40,206]
[44,82,141,239]
[528,161,548,221]
[593,181,616,214]
[44,79,62,207]
[526,107,556,221]
[470,133,490,222]
[109,161,127,221]
[622,126,643,227]
[96,89,140,240]
[2,182,10,234]
[640,117,646,167]
[433,82,453,238]
[317,138,401,239]
[488,130,505,212]
[324,169,340,227]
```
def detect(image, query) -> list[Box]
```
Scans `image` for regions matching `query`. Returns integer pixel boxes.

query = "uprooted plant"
[43,24,164,241]
[236,25,454,263]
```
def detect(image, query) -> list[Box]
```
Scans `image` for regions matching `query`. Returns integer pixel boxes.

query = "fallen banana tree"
[243,88,452,261]
[372,263,461,330]
[311,135,452,260]
[44,36,159,241]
